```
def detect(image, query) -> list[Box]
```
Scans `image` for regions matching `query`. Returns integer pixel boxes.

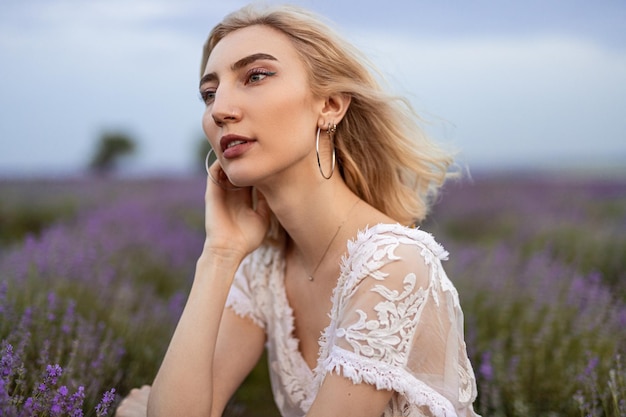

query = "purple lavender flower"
[47,292,57,321]
[0,342,14,379]
[45,364,63,386]
[22,396,35,415]
[0,378,12,415]
[68,386,85,417]
[95,388,117,417]
[478,351,494,382]
[50,385,69,416]
[0,281,7,316]
[1,176,619,415]
[584,356,600,378]
[61,300,76,335]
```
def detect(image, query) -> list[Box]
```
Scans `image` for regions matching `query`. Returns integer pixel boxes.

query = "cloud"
[0,0,624,174]
[348,31,626,166]
[0,0,217,174]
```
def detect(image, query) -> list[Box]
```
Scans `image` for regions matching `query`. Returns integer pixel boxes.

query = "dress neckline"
[276,223,415,375]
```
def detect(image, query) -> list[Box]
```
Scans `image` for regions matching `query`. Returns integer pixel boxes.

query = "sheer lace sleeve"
[225,247,271,329]
[317,226,478,416]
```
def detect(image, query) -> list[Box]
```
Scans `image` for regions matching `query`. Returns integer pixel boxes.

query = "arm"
[148,170,271,417]
[211,308,266,415]
[147,255,240,416]
[115,309,265,417]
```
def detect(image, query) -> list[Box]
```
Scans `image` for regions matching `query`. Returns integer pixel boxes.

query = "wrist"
[195,245,246,285]
[200,241,247,265]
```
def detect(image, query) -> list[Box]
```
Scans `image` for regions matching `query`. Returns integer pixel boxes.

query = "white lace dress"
[226,223,480,417]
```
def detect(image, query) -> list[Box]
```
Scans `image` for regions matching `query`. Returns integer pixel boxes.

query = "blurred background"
[1,0,625,177]
[1,2,625,415]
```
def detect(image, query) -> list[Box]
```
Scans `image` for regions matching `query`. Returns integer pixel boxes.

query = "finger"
[138,385,151,399]
[115,401,147,417]
[207,160,242,191]
[254,190,271,223]
[206,161,228,191]
[115,403,147,417]
[114,386,151,417]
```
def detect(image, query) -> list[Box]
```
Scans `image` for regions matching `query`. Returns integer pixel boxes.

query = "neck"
[258,173,361,271]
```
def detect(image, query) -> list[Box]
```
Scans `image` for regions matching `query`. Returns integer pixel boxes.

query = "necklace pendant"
[307,275,314,281]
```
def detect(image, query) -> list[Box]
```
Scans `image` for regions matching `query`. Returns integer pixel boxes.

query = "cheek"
[269,91,317,131]
[202,110,218,146]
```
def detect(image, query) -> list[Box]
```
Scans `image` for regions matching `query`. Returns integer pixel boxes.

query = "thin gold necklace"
[306,198,360,281]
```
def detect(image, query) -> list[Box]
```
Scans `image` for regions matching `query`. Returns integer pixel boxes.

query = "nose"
[211,88,241,127]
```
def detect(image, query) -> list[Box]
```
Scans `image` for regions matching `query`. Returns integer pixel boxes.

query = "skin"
[117,24,396,417]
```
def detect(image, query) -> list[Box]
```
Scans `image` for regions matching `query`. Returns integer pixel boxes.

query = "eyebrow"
[199,53,278,87]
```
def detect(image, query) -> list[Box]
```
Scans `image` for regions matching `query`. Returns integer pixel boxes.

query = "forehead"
[204,24,302,75]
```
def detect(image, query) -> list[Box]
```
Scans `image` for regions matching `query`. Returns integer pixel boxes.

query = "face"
[200,25,324,187]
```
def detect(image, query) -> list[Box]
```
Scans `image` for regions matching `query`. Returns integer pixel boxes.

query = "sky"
[1,0,625,176]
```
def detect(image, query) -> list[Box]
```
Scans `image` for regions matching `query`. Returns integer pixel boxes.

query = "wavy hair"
[202,4,455,225]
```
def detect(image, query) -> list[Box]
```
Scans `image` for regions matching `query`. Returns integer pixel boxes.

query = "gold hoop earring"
[205,149,243,191]
[316,122,336,179]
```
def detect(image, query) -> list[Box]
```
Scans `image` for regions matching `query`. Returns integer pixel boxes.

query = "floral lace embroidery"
[267,248,316,411]
[314,225,476,416]
[227,224,478,417]
[458,358,475,404]
[339,272,426,366]
[225,253,266,329]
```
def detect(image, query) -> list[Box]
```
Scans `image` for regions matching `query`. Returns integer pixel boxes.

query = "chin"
[222,170,256,188]
[224,162,281,188]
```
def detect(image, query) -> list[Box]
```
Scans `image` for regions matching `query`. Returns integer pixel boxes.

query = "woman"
[116,4,479,417]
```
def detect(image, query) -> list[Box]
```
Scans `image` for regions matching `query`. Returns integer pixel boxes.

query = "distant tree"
[89,131,137,174]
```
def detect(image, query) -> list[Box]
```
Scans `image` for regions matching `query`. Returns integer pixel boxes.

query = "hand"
[115,385,150,417]
[204,161,271,260]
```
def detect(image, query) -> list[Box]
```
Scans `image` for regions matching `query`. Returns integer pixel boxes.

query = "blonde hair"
[202,4,455,225]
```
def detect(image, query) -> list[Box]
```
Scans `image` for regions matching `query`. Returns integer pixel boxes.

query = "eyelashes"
[199,69,276,105]
[245,69,276,84]
[199,90,215,104]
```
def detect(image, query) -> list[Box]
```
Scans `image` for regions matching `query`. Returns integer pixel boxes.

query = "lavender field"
[0,174,624,416]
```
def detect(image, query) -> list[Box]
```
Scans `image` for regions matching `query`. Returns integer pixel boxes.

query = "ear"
[318,93,351,127]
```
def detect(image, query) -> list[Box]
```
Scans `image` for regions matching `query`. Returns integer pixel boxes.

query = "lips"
[226,140,247,149]
[220,134,255,159]
[220,134,252,152]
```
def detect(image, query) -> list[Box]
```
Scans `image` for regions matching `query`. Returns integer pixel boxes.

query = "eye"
[245,69,276,85]
[199,89,216,105]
